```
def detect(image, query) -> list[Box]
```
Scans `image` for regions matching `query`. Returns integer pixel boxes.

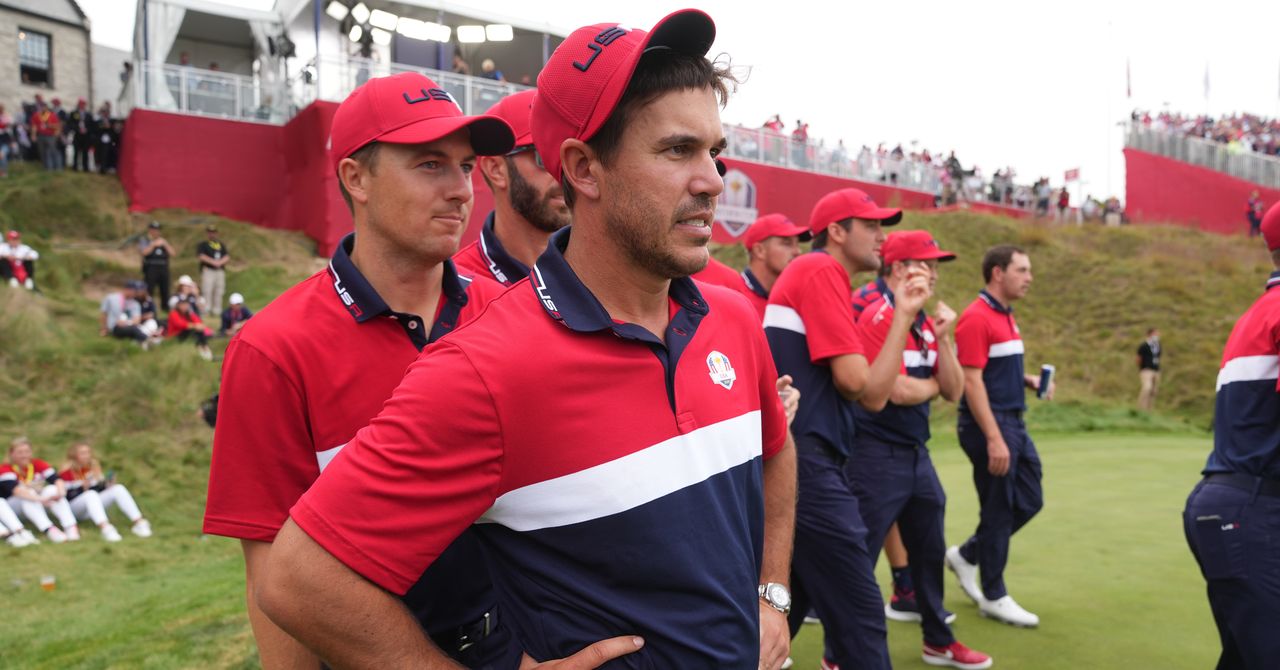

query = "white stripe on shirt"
[988,340,1025,359]
[1216,355,1280,391]
[763,305,805,334]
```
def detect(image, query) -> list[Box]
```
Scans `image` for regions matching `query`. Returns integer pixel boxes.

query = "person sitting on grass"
[166,297,214,360]
[169,274,206,316]
[0,229,39,291]
[100,280,153,348]
[220,292,252,336]
[60,442,151,538]
[0,437,74,543]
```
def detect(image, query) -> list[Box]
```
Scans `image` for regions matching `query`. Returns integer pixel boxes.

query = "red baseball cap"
[742,213,811,249]
[808,188,903,235]
[1263,200,1280,251]
[881,230,956,265]
[5,230,18,240]
[531,9,716,179]
[487,89,536,147]
[329,72,515,174]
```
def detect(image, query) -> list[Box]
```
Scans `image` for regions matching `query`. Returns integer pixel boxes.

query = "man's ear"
[477,155,509,192]
[561,139,601,203]
[338,157,371,208]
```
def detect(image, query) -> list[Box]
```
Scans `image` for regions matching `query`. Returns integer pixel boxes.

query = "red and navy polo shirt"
[854,291,940,447]
[691,255,744,290]
[851,276,888,319]
[0,458,59,498]
[764,250,865,455]
[1204,271,1280,477]
[737,267,769,319]
[203,232,506,636]
[453,211,531,286]
[956,290,1026,413]
[292,227,788,668]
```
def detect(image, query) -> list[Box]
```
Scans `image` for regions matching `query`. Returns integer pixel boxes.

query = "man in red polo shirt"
[946,244,1049,629]
[765,188,931,669]
[204,72,524,668]
[456,89,571,285]
[258,10,797,669]
[736,213,810,319]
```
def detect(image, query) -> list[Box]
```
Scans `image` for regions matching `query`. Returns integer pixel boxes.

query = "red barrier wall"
[1125,148,1280,234]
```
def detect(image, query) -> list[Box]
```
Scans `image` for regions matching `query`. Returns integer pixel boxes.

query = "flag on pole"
[1064,168,1080,182]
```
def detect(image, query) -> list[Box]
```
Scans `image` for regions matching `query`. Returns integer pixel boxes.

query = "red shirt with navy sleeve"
[203,233,506,638]
[851,276,888,319]
[0,458,59,498]
[854,291,940,447]
[453,211,530,286]
[292,227,788,668]
[735,267,770,320]
[764,250,865,455]
[1204,271,1280,477]
[955,290,1026,413]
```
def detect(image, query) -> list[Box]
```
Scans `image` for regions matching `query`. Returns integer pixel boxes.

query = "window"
[18,28,52,87]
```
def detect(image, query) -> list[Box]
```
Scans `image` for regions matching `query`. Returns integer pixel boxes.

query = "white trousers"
[69,489,110,526]
[0,498,24,533]
[99,484,143,522]
[6,485,74,531]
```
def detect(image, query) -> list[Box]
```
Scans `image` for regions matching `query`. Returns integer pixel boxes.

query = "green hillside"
[0,165,1259,665]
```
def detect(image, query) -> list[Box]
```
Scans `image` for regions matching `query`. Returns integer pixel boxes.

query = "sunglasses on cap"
[506,145,544,170]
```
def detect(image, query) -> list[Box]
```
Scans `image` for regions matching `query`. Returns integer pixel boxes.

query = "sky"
[79,0,1280,201]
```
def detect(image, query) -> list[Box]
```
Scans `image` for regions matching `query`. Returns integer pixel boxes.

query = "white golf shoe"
[978,595,1039,627]
[945,545,983,605]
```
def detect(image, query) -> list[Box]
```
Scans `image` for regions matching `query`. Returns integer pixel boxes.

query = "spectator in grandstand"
[197,224,230,314]
[29,98,62,171]
[480,58,506,82]
[67,99,94,172]
[450,52,470,76]
[736,213,810,317]
[166,297,214,360]
[1247,190,1265,237]
[1,437,73,543]
[169,274,206,315]
[99,280,151,347]
[60,442,152,538]
[0,104,13,178]
[1104,197,1124,226]
[139,221,174,306]
[220,292,252,336]
[460,89,570,285]
[96,104,119,173]
[1136,327,1161,411]
[764,114,785,162]
[791,120,809,167]
[1,230,39,290]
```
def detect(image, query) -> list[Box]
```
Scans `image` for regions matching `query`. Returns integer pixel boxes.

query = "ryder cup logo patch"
[706,351,737,390]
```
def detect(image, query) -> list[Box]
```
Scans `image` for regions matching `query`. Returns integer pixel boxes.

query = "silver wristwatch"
[758,582,792,615]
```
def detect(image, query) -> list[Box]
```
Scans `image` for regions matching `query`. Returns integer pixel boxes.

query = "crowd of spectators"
[1133,109,1280,158]
[98,221,252,359]
[0,94,124,175]
[0,437,151,547]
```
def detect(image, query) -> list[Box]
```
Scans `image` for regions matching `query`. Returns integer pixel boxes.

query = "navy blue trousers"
[786,438,890,670]
[1184,478,1280,670]
[957,411,1043,600]
[847,437,954,646]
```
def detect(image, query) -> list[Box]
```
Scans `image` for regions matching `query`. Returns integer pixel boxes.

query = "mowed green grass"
[1,432,1218,668]
[789,432,1218,670]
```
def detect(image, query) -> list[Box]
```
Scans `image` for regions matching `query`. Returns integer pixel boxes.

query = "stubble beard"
[509,166,570,234]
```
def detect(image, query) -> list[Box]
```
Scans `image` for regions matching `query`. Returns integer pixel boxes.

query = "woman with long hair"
[60,442,151,538]
[1,437,74,543]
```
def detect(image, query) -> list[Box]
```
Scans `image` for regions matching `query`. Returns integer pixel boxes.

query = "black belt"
[1205,473,1280,498]
[430,610,497,653]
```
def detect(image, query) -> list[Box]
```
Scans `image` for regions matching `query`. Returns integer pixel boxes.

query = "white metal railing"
[298,55,531,115]
[134,61,285,123]
[1126,122,1280,189]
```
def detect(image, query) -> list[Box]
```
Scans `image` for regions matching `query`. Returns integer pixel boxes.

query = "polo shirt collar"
[479,211,531,284]
[880,284,927,330]
[1267,270,1280,291]
[741,268,769,299]
[978,289,1013,314]
[530,227,709,333]
[328,233,470,324]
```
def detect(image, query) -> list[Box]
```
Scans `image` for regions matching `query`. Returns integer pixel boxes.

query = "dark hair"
[810,218,852,250]
[981,244,1026,283]
[338,142,382,213]
[1146,327,1158,336]
[561,49,737,210]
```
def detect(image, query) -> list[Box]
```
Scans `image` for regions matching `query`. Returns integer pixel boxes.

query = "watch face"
[767,583,791,608]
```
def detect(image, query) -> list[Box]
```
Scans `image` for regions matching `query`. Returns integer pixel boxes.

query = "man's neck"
[825,245,871,280]
[984,284,1014,307]
[349,230,446,319]
[748,260,779,292]
[493,206,553,270]
[563,217,672,339]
